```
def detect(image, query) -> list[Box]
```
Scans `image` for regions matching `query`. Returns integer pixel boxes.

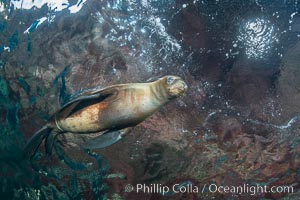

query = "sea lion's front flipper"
[56,86,121,118]
[81,128,132,149]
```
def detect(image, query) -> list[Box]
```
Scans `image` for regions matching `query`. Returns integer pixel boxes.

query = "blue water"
[1,0,300,199]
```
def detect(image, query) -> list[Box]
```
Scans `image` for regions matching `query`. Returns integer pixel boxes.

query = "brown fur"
[49,76,187,134]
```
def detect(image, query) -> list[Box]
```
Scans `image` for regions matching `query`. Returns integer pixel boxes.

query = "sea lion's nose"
[181,81,188,90]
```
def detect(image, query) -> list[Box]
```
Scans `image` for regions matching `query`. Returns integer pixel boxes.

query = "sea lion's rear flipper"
[45,132,60,156]
[81,128,132,149]
[23,125,52,159]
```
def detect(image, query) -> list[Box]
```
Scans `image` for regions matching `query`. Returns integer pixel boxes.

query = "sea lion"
[23,75,188,159]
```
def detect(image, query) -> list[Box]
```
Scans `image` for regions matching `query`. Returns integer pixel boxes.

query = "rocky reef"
[0,0,300,199]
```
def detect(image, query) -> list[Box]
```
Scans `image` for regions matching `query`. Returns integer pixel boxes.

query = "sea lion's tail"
[23,125,52,159]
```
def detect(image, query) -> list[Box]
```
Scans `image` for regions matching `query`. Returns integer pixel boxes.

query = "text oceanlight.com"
[124,183,294,196]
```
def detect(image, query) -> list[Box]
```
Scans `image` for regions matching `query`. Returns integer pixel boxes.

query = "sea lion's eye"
[166,77,175,85]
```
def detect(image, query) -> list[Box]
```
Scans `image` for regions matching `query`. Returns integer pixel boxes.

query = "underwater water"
[1,0,300,199]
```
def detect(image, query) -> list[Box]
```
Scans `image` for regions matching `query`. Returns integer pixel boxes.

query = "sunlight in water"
[237,18,278,59]
[11,0,86,13]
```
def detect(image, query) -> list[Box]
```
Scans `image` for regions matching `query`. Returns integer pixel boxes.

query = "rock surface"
[0,0,300,199]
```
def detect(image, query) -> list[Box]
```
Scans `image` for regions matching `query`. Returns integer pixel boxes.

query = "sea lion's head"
[159,75,188,99]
